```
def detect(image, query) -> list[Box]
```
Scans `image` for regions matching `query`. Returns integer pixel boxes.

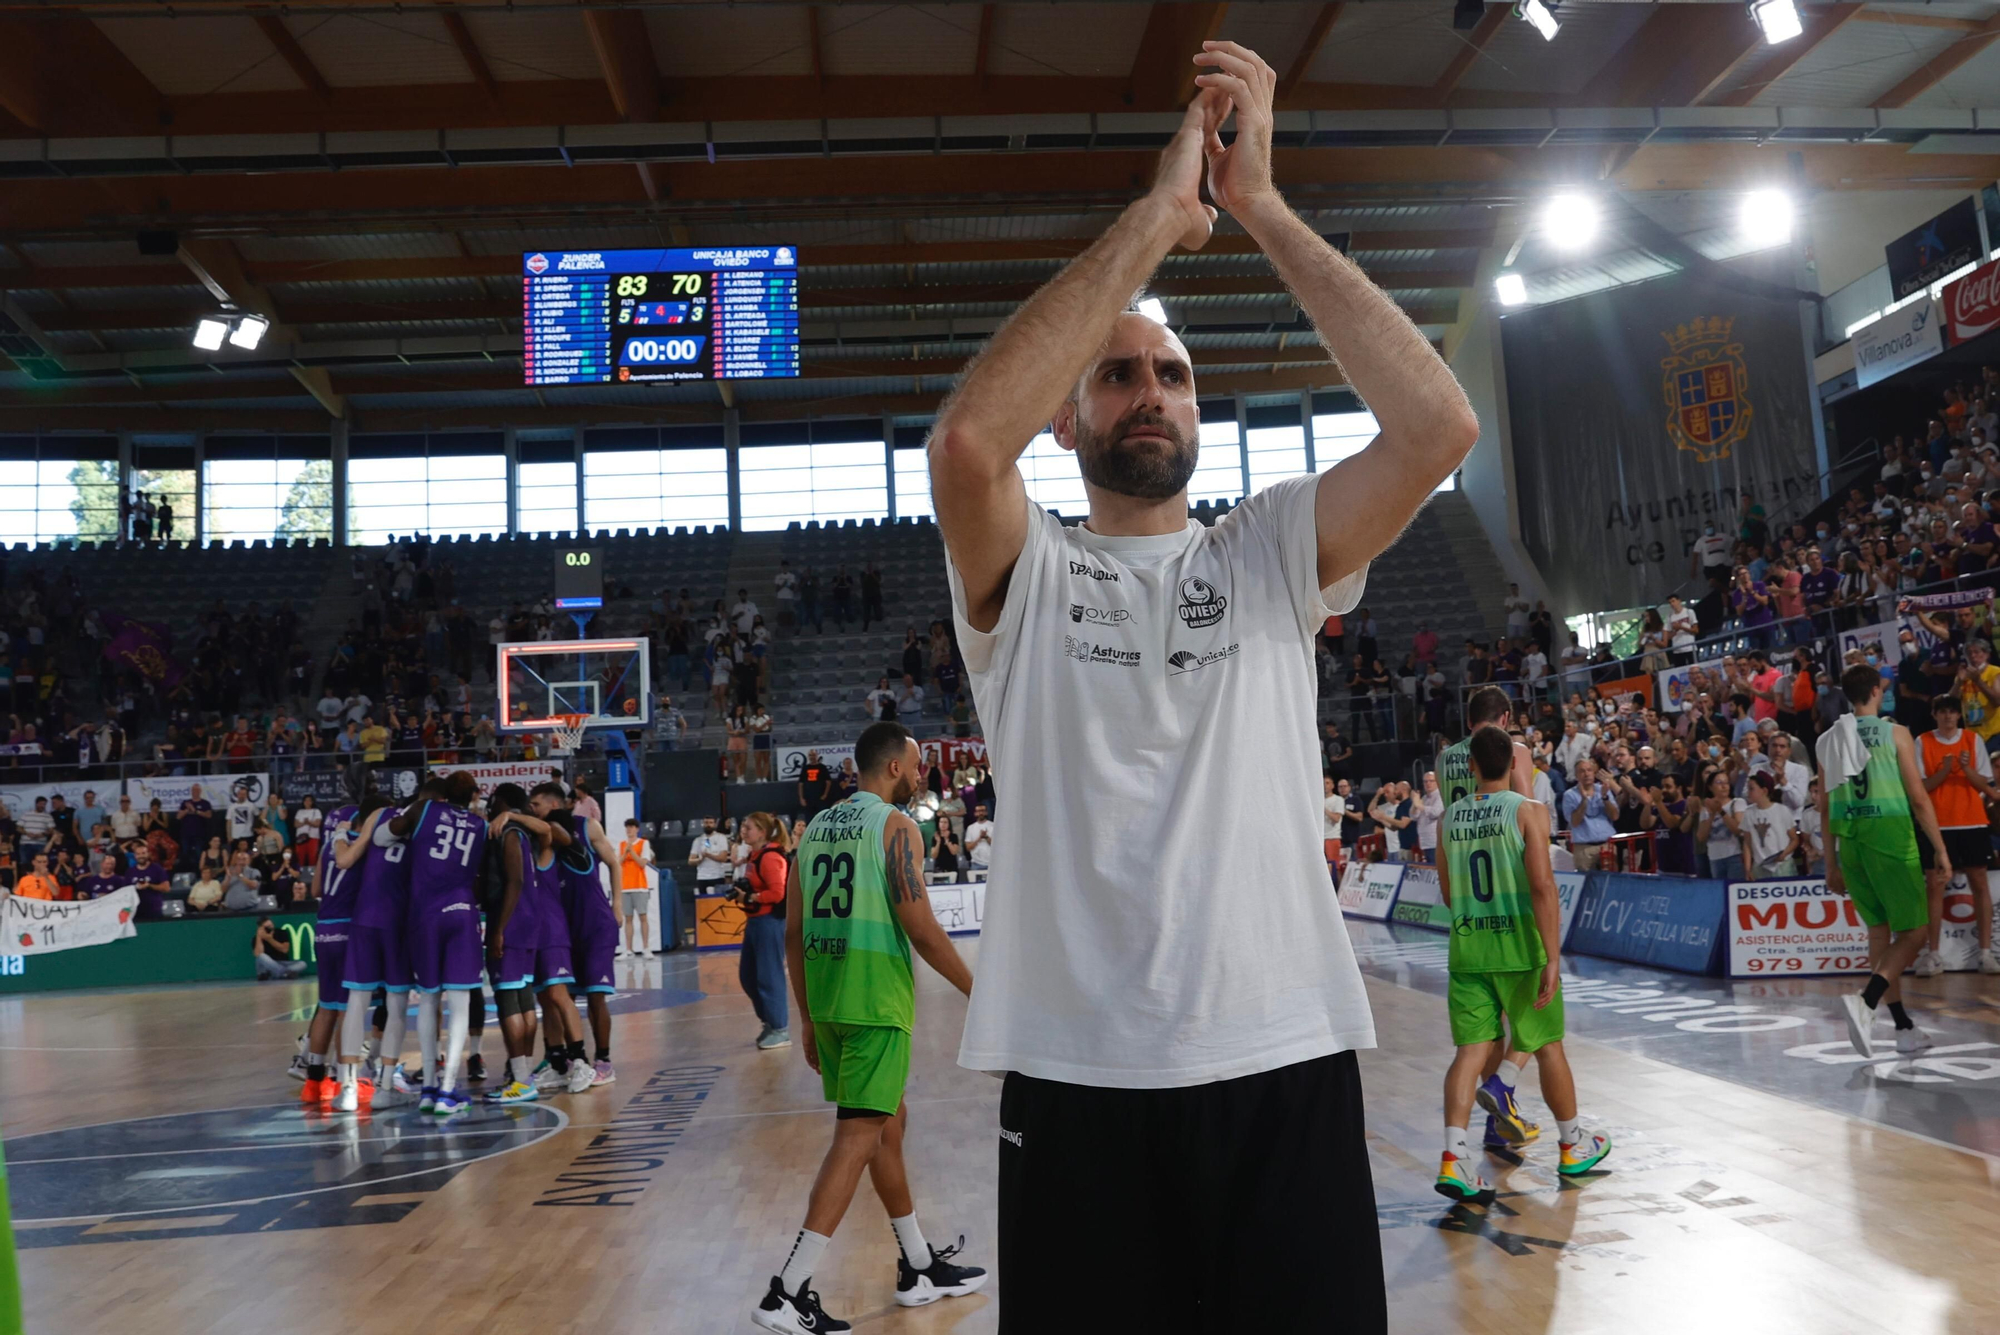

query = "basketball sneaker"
[893,1237,988,1307]
[566,1060,595,1094]
[417,1086,439,1113]
[1434,1153,1495,1205]
[332,1077,375,1113]
[299,1077,326,1106]
[466,1054,488,1084]
[757,1027,792,1051]
[1474,1075,1539,1145]
[592,1059,616,1086]
[1481,1115,1514,1152]
[431,1090,472,1116]
[532,1062,568,1094]
[391,1064,422,1096]
[1559,1132,1612,1176]
[1914,949,1944,978]
[1894,1025,1934,1056]
[752,1277,851,1334]
[370,1075,403,1111]
[488,1079,538,1105]
[1980,949,2000,976]
[286,1053,310,1082]
[1840,992,1876,1058]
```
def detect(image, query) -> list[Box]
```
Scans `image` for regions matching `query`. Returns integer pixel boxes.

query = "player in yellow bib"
[754,722,985,1335]
[1437,686,1543,1153]
[1435,726,1611,1204]
[1819,664,1951,1060]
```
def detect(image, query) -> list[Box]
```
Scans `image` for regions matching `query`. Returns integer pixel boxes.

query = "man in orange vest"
[11,853,57,900]
[1914,694,2000,976]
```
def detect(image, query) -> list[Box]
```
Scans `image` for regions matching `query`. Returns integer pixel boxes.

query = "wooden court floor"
[6,932,2000,1335]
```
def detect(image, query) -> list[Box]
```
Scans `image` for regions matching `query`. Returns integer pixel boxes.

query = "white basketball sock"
[890,1214,931,1271]
[1559,1118,1582,1146]
[1444,1125,1471,1159]
[1491,1061,1518,1092]
[779,1228,830,1295]
[440,991,472,1094]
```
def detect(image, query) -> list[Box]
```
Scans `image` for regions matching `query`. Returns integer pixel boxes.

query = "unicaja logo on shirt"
[1177,576,1228,628]
[1167,643,1239,674]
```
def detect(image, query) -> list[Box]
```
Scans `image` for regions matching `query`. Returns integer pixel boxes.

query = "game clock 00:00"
[613,272,710,382]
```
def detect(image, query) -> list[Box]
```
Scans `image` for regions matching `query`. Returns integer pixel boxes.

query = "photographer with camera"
[734,812,794,1052]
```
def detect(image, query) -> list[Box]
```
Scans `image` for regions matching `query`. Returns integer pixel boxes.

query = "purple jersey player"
[400,798,488,993]
[341,807,413,993]
[313,803,360,1014]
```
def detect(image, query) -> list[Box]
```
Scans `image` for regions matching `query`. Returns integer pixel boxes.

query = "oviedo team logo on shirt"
[1068,604,1131,625]
[1177,576,1228,628]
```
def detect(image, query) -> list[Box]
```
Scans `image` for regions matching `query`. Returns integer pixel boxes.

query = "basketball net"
[549,712,590,757]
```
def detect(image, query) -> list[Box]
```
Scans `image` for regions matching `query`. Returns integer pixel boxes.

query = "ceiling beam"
[439,7,501,109]
[0,230,1495,292]
[1430,4,1509,104]
[974,3,995,88]
[1875,14,2000,108]
[1278,4,1342,102]
[1850,9,1988,31]
[1714,3,1863,107]
[253,16,332,104]
[1578,5,1765,107]
[0,13,168,135]
[582,10,659,122]
[1129,2,1230,110]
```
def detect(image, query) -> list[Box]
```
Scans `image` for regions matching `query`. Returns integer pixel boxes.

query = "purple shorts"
[409,906,484,992]
[532,944,575,993]
[315,923,349,1010]
[342,922,410,993]
[569,915,618,995]
[491,943,537,992]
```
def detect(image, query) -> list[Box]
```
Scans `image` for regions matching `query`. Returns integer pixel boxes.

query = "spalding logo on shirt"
[1177,576,1228,628]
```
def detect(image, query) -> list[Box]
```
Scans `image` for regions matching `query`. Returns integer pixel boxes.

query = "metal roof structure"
[0,0,1993,431]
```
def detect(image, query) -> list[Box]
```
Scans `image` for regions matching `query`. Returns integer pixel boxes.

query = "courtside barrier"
[1567,873,1727,975]
[0,910,318,994]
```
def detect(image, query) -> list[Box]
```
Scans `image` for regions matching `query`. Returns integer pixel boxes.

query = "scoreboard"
[522,246,799,386]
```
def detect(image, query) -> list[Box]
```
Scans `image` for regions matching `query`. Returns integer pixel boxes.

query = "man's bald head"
[1054,310,1201,501]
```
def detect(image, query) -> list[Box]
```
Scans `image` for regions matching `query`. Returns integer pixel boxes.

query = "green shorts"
[1837,835,1929,932]
[816,1021,910,1116]
[1448,968,1564,1053]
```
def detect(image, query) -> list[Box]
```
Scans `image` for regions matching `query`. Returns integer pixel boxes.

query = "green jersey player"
[753,722,988,1335]
[1435,726,1610,1205]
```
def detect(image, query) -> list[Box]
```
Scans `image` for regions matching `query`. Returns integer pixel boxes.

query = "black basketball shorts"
[996,1049,1386,1333]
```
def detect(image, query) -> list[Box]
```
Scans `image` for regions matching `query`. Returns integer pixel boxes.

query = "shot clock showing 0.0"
[553,547,604,612]
[522,247,799,387]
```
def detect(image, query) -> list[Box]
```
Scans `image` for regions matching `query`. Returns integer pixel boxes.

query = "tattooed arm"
[883,810,973,997]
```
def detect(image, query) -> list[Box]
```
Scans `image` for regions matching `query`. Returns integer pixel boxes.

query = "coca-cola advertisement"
[1943,255,2000,349]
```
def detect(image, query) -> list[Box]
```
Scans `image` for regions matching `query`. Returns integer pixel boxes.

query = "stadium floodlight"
[1494,272,1528,307]
[1739,189,1794,248]
[1749,0,1803,44]
[1517,0,1560,41]
[192,317,228,351]
[228,314,268,350]
[1541,192,1599,250]
[1135,297,1169,325]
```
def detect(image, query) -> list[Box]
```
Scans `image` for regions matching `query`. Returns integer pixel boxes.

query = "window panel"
[582,448,730,532]
[893,447,933,519]
[737,439,887,531]
[1245,424,1308,491]
[1310,411,1453,492]
[516,459,577,536]
[1018,432,1087,516]
[348,454,508,544]
[202,458,329,543]
[1190,419,1243,506]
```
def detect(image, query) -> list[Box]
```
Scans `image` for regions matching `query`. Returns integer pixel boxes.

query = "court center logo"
[1069,604,1131,625]
[1660,316,1754,464]
[1176,576,1228,628]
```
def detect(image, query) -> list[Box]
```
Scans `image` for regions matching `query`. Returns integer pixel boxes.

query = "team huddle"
[289,773,624,1113]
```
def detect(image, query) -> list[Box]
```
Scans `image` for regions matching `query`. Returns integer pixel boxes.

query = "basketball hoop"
[549,712,590,757]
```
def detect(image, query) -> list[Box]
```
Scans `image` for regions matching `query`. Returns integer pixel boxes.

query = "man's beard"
[1074,409,1198,500]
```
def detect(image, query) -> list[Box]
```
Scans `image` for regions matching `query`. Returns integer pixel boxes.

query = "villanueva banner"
[1942,254,2000,349]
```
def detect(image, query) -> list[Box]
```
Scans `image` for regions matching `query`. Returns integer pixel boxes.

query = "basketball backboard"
[497,638,650,733]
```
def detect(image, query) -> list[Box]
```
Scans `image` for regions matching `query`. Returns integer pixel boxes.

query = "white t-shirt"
[774,571,798,603]
[689,832,731,883]
[1667,606,1698,651]
[1695,533,1732,566]
[1322,793,1345,840]
[948,474,1372,1088]
[227,801,258,841]
[1415,788,1444,851]
[963,819,994,868]
[1704,798,1744,860]
[1741,800,1796,870]
[1521,650,1548,683]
